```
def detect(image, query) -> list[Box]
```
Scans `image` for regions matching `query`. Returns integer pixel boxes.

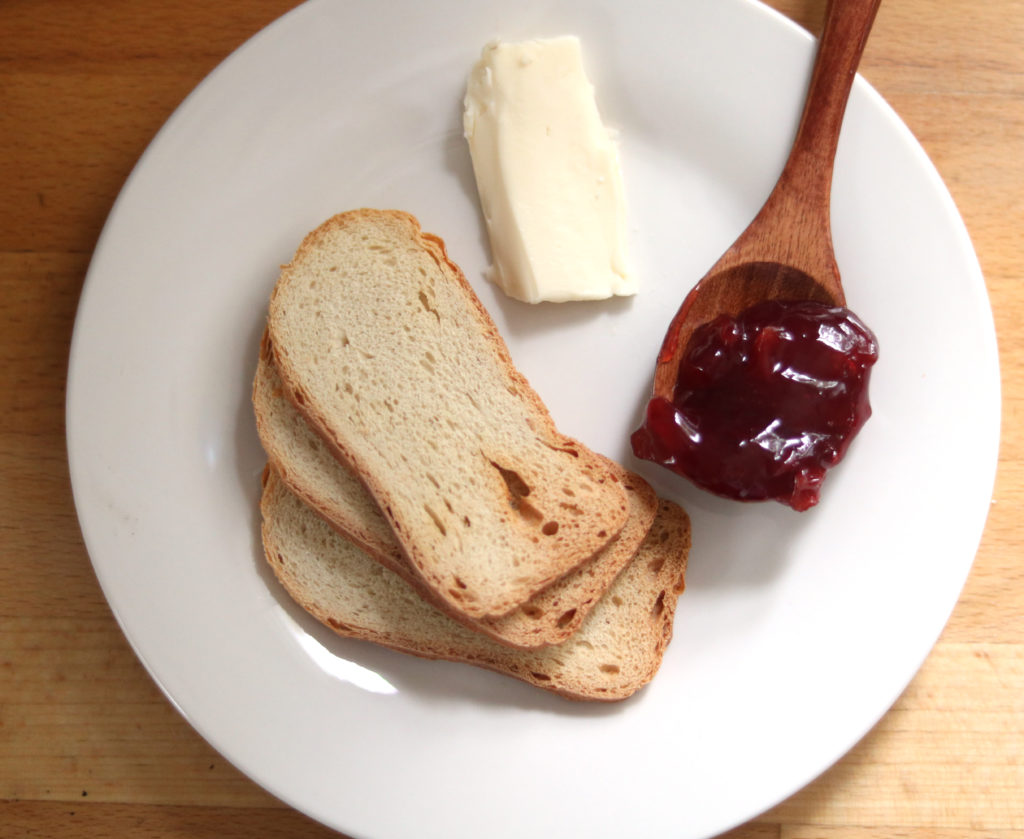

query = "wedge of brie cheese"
[463,37,637,304]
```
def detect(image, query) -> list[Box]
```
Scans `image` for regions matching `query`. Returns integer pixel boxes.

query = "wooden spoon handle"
[782,0,882,205]
[716,0,881,283]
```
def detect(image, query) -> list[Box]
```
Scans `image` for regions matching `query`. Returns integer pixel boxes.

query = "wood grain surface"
[1,1,1021,837]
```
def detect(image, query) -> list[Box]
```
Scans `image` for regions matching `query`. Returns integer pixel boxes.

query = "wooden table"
[2,1,1020,836]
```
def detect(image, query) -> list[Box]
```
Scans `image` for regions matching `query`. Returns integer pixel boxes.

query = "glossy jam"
[632,300,878,511]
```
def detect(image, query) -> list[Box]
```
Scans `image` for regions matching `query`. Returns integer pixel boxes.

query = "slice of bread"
[254,331,405,572]
[267,209,630,619]
[253,336,659,647]
[260,467,690,701]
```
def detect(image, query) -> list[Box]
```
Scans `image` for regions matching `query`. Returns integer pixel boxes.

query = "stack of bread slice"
[254,209,691,701]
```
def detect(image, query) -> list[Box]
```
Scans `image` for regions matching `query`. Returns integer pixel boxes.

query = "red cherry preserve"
[632,300,878,511]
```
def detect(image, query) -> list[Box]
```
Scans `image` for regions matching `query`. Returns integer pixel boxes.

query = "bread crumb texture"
[255,339,660,647]
[267,210,630,619]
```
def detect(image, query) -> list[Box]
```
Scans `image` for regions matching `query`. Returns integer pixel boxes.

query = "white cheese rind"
[463,37,637,304]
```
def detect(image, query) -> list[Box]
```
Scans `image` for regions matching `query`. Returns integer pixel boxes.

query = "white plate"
[67,1,1000,837]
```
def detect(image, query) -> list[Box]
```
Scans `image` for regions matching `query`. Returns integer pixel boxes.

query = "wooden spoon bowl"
[652,0,881,401]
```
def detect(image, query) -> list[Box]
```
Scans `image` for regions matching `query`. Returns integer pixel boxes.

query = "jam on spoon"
[635,0,883,509]
[632,299,878,511]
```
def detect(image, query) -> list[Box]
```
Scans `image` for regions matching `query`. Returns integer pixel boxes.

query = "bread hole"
[423,504,446,536]
[274,551,285,566]
[520,605,543,619]
[490,461,544,525]
[599,664,620,674]
[611,595,624,607]
[648,557,665,574]
[597,530,607,539]
[418,290,440,321]
[542,441,580,458]
[562,488,575,497]
[541,520,559,536]
[462,516,471,528]
[490,462,531,499]
[292,388,307,406]
[327,618,351,631]
[426,473,440,489]
[559,502,583,515]
[530,672,552,681]
[453,576,467,590]
[651,590,666,619]
[658,529,670,543]
[517,499,544,526]
[556,608,576,629]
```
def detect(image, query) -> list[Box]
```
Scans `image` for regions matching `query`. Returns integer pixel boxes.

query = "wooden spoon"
[651,0,882,401]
